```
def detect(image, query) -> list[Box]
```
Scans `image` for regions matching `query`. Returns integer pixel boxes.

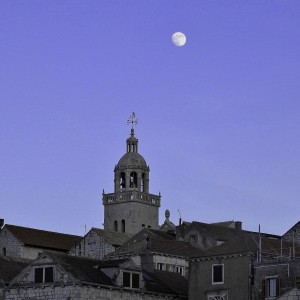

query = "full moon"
[172,32,186,46]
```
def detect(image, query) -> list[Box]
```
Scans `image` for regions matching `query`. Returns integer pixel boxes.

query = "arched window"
[130,172,137,188]
[2,247,6,256]
[120,172,126,190]
[121,220,125,233]
[141,174,145,192]
[114,220,118,232]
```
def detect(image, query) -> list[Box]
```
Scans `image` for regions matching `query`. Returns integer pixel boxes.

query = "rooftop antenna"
[258,224,262,263]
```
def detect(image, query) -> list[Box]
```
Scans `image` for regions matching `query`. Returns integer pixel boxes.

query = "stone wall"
[69,230,116,260]
[253,259,300,299]
[283,222,300,245]
[4,284,183,300]
[189,255,251,300]
[153,254,189,277]
[0,228,22,259]
[104,201,159,236]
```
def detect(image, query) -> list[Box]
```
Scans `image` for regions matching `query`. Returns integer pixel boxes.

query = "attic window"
[34,267,54,284]
[189,235,196,242]
[123,271,140,289]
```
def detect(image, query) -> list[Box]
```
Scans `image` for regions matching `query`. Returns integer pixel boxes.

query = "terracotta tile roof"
[91,228,131,246]
[0,257,28,285]
[5,224,81,251]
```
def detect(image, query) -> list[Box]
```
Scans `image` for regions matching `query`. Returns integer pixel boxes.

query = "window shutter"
[262,279,266,299]
[276,278,281,296]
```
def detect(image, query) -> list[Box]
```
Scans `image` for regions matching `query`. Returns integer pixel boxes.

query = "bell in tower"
[102,113,161,235]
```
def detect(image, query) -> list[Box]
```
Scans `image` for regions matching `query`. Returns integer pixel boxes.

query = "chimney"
[235,221,242,230]
[141,237,154,272]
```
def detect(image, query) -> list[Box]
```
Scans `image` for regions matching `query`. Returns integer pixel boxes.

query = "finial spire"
[127,112,138,135]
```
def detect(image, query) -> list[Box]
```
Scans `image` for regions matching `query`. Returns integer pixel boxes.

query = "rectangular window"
[45,267,53,283]
[189,235,196,242]
[212,264,224,284]
[34,268,43,283]
[122,271,140,289]
[157,263,165,271]
[176,266,184,275]
[295,276,300,288]
[132,273,140,288]
[34,267,54,284]
[263,277,280,298]
[123,272,131,287]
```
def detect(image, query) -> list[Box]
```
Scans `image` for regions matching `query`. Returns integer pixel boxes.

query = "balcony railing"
[103,190,160,206]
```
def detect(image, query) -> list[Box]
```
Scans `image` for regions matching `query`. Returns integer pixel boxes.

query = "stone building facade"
[69,227,130,260]
[2,252,188,300]
[0,224,80,260]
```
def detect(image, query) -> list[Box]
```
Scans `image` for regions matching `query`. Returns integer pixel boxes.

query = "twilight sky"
[1,1,299,236]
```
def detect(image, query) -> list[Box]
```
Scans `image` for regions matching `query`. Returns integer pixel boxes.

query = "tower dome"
[115,128,148,171]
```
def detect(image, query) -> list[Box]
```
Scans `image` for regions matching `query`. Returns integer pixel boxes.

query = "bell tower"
[102,113,161,235]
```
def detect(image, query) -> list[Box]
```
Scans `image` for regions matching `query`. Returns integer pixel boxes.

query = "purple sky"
[1,1,299,236]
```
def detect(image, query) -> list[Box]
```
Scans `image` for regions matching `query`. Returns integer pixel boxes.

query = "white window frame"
[175,265,184,275]
[122,271,140,289]
[265,275,278,298]
[34,266,54,284]
[156,262,165,271]
[212,264,224,285]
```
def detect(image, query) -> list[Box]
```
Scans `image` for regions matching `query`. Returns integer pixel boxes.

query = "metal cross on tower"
[127,112,138,129]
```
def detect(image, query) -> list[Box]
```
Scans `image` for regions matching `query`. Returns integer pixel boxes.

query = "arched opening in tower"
[120,172,126,191]
[130,172,137,188]
[141,174,145,192]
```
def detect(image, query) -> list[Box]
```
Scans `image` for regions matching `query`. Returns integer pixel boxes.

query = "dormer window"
[34,267,54,284]
[123,271,140,289]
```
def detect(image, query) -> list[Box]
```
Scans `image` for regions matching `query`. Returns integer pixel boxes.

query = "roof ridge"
[5,224,81,237]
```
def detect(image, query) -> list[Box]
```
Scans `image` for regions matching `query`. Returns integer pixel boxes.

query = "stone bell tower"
[102,113,161,235]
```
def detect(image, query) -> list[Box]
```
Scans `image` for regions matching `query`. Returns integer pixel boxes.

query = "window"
[122,271,140,289]
[141,174,145,192]
[263,277,280,298]
[212,264,224,284]
[208,294,228,300]
[2,247,6,256]
[34,267,54,283]
[189,235,196,242]
[176,266,184,275]
[114,220,118,232]
[120,172,126,190]
[157,263,165,271]
[295,276,300,288]
[121,219,125,233]
[88,242,96,252]
[129,172,137,188]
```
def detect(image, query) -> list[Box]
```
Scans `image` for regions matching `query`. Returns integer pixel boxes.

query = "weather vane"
[127,112,138,129]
